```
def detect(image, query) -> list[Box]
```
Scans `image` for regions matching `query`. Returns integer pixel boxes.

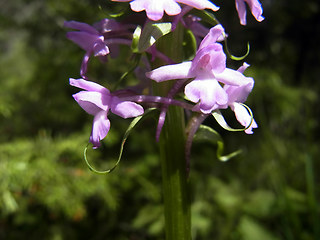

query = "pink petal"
[80,52,90,79]
[237,62,250,73]
[93,41,109,57]
[69,78,110,94]
[224,79,254,103]
[236,0,264,25]
[130,0,166,21]
[90,111,110,148]
[235,0,247,25]
[247,0,264,22]
[111,98,144,118]
[64,21,99,35]
[127,0,182,20]
[185,79,228,114]
[215,68,252,86]
[198,24,225,50]
[72,91,110,114]
[146,61,194,82]
[66,32,101,52]
[112,0,219,20]
[191,44,226,74]
[233,102,257,134]
[163,0,181,16]
[177,0,219,11]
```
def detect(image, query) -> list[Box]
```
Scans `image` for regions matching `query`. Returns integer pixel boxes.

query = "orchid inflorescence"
[65,0,263,169]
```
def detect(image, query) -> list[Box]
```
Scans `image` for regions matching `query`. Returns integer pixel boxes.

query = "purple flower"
[65,19,133,78]
[147,24,246,114]
[70,78,144,148]
[65,21,109,78]
[235,0,264,25]
[112,0,219,21]
[224,63,258,133]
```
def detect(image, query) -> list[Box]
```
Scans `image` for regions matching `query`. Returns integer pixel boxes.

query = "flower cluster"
[146,24,257,134]
[66,0,263,152]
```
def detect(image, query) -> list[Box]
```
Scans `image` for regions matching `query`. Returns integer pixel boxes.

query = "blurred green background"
[0,0,319,239]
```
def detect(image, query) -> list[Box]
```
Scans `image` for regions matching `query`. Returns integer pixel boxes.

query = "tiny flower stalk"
[152,23,192,240]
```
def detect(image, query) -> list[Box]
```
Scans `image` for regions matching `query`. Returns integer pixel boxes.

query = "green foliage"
[194,125,242,162]
[132,22,172,53]
[0,123,164,239]
[0,129,117,237]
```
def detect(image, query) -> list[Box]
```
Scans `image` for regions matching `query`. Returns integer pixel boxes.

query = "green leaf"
[131,25,142,53]
[194,124,222,143]
[84,108,157,174]
[137,22,172,52]
[216,141,242,162]
[194,125,241,162]
[183,29,197,60]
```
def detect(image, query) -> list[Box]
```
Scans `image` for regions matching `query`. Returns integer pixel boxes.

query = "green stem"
[159,106,191,240]
[153,24,192,240]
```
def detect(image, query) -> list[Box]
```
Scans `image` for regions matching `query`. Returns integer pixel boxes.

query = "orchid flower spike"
[147,24,246,114]
[70,78,144,148]
[112,0,219,21]
[235,0,264,25]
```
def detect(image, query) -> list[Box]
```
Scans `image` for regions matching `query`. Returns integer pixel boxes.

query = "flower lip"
[112,0,219,21]
[90,111,110,148]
